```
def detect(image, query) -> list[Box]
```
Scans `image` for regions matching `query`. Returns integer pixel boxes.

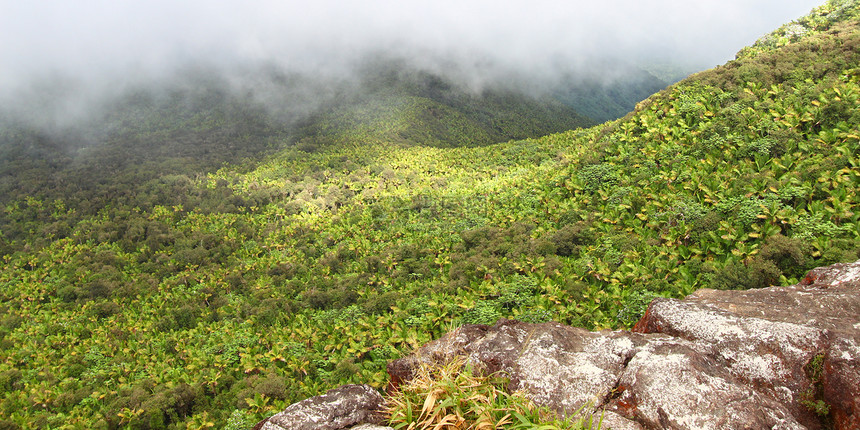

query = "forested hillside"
[0,62,593,254]
[1,1,859,428]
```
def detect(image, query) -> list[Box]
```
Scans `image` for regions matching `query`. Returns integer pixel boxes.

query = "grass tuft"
[385,357,601,429]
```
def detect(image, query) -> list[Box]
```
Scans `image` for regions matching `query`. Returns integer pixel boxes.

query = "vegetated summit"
[1,0,859,428]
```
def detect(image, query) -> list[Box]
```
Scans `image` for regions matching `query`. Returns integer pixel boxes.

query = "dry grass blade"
[432,413,463,430]
[421,388,441,418]
[494,413,513,427]
[385,356,599,429]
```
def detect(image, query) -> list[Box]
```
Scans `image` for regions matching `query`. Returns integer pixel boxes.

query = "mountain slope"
[0,1,859,428]
[0,64,593,251]
[290,63,593,150]
[553,62,670,123]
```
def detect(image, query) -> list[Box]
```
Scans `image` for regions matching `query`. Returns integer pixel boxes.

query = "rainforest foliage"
[1,1,860,428]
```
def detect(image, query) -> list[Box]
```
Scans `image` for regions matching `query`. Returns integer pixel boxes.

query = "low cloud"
[0,0,824,126]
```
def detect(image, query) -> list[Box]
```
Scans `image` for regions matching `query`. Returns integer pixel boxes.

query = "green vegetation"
[801,353,831,420]
[0,64,592,250]
[0,1,859,428]
[297,63,594,150]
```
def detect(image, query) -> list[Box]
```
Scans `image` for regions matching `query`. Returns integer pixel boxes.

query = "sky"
[0,0,826,104]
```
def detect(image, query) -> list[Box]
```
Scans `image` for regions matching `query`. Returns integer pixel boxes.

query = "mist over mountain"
[1,0,823,134]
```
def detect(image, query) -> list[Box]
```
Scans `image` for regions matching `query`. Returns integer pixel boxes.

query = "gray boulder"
[632,297,828,426]
[347,425,394,430]
[612,336,803,429]
[253,384,385,430]
[620,259,860,428]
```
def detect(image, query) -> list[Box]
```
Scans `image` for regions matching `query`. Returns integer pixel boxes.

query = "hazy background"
[0,0,826,126]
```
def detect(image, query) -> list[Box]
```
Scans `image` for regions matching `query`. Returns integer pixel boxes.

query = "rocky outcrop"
[661,260,860,430]
[386,320,807,429]
[252,384,388,430]
[387,320,645,427]
[630,298,827,427]
[389,260,860,429]
[254,260,860,430]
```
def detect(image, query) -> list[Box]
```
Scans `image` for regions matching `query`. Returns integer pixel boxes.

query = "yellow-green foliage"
[737,0,860,59]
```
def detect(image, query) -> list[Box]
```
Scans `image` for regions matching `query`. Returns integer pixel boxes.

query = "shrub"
[0,369,22,393]
[0,420,19,430]
[462,301,503,326]
[253,298,291,326]
[224,410,256,430]
[716,196,767,228]
[800,353,831,417]
[0,316,23,332]
[496,277,540,310]
[303,288,336,310]
[267,262,296,280]
[225,272,248,293]
[81,278,117,300]
[741,137,785,158]
[91,301,121,320]
[690,211,722,239]
[330,358,361,383]
[757,234,811,279]
[616,290,661,327]
[363,291,401,315]
[140,383,202,428]
[710,258,782,290]
[818,238,860,266]
[172,305,199,330]
[550,222,593,257]
[745,258,783,289]
[54,387,89,411]
[578,163,619,193]
[253,374,288,401]
[791,213,852,240]
[233,373,287,409]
